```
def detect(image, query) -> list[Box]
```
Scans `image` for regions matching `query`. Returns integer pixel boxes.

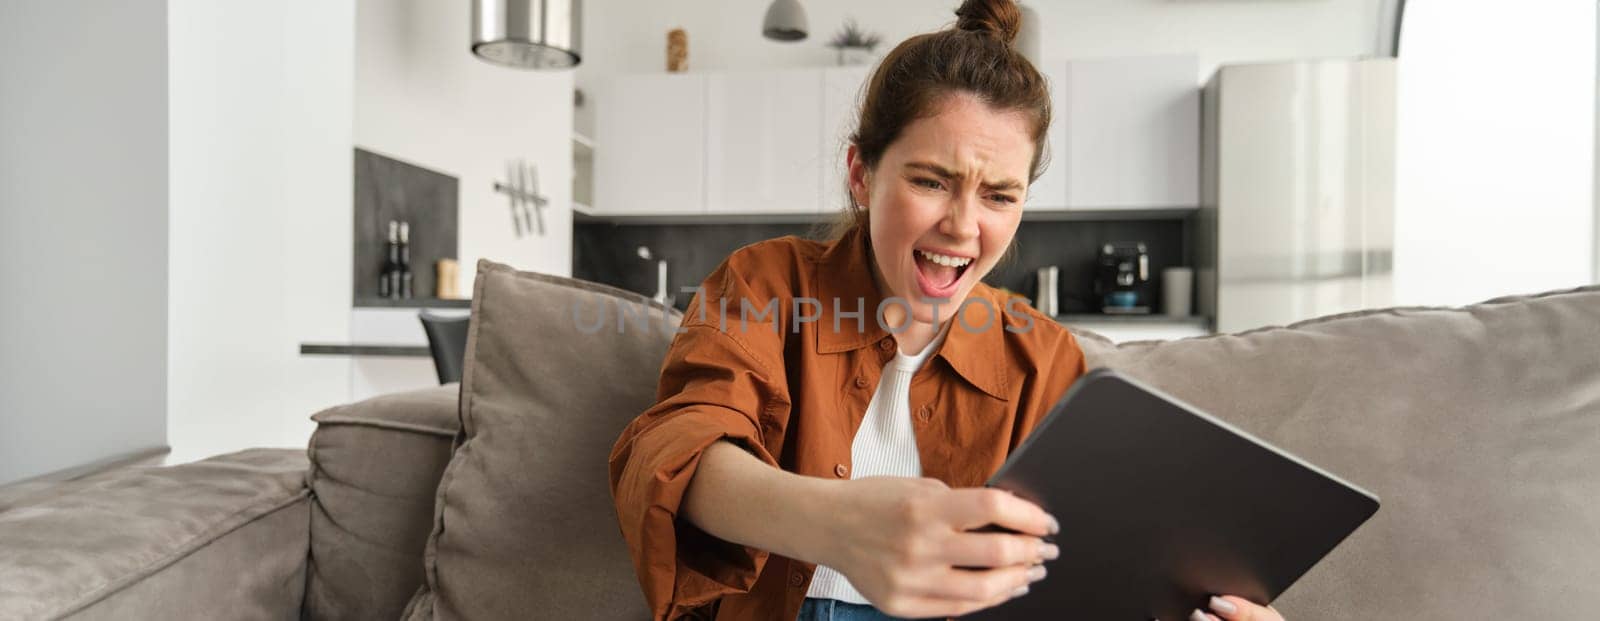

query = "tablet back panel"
[968,369,1379,620]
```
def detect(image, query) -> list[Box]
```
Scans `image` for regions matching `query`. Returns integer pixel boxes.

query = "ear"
[846,144,871,210]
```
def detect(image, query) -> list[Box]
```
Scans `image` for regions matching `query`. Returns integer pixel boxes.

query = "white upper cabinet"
[592,55,1200,217]
[821,66,873,215]
[705,70,824,214]
[593,73,706,214]
[1059,55,1200,210]
[1026,60,1070,210]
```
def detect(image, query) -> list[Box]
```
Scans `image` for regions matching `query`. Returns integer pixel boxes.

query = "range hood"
[472,0,581,70]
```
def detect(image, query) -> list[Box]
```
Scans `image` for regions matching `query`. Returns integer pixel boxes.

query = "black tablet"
[966,368,1379,620]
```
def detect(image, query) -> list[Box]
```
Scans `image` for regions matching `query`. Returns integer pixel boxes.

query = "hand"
[813,476,1060,619]
[1189,595,1284,621]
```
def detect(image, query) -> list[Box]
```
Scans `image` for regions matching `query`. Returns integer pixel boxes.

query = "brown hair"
[819,0,1051,241]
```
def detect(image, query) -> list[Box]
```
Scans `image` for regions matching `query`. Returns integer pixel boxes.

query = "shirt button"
[834,463,849,478]
[854,375,868,389]
[878,338,894,351]
[789,571,805,587]
[917,405,933,421]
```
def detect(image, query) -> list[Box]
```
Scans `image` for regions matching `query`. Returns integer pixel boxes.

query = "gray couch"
[2,269,1596,620]
[0,387,461,621]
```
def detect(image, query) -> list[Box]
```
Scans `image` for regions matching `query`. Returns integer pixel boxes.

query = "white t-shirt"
[805,325,949,604]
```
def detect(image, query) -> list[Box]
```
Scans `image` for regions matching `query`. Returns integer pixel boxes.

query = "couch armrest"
[0,449,311,620]
[305,384,461,621]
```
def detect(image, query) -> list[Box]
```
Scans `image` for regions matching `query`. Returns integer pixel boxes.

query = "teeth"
[917,250,972,268]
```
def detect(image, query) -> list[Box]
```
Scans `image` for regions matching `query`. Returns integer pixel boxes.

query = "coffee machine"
[1094,241,1151,314]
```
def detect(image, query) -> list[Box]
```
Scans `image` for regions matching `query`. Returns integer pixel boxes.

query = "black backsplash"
[573,215,1196,315]
[353,148,459,304]
[994,218,1193,314]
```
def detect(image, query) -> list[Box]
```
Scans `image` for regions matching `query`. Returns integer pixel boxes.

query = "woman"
[609,2,1283,620]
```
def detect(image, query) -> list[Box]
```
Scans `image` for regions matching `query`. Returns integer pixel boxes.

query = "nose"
[938,193,981,241]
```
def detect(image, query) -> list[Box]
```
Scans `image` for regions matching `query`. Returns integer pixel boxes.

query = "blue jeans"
[797,597,912,621]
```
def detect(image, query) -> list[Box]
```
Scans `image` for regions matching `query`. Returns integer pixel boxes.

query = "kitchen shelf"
[353,296,471,309]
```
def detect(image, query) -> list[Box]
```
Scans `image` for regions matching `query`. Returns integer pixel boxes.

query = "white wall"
[575,0,1386,133]
[355,0,575,286]
[166,0,355,464]
[1393,1,1597,306]
[0,0,171,484]
[353,0,576,397]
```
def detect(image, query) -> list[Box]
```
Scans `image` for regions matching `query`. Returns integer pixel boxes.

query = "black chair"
[418,311,471,385]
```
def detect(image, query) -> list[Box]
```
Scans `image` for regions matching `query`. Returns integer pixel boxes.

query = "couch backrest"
[1073,285,1600,619]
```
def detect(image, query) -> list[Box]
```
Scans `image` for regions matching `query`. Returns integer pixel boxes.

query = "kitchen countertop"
[352,297,471,309]
[1056,313,1212,327]
[300,343,432,357]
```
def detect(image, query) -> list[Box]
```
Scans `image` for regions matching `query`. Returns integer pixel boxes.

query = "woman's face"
[848,92,1033,326]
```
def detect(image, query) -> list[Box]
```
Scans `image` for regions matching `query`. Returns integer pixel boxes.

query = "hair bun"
[954,0,1022,45]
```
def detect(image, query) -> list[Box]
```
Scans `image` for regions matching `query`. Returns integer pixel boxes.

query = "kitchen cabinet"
[1054,55,1199,211]
[706,70,824,214]
[593,73,706,215]
[821,66,873,214]
[1026,61,1071,210]
[343,307,468,401]
[591,55,1201,218]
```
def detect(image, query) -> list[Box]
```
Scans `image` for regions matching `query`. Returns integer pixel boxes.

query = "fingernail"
[1027,565,1047,582]
[1189,610,1210,621]
[1046,515,1060,535]
[1210,596,1237,614]
[1011,585,1030,598]
[1038,542,1060,561]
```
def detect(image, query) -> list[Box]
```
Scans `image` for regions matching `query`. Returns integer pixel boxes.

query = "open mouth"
[913,249,973,299]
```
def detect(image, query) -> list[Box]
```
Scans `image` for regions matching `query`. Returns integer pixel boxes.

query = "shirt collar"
[939,296,1012,400]
[812,226,1011,400]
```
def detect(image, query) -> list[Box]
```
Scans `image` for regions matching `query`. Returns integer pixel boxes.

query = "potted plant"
[828,19,881,66]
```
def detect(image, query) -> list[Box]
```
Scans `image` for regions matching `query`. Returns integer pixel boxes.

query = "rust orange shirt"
[608,226,1088,621]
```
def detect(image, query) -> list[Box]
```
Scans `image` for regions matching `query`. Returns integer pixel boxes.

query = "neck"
[895,319,941,355]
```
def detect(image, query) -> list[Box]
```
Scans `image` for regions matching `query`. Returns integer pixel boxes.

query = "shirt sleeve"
[608,272,790,621]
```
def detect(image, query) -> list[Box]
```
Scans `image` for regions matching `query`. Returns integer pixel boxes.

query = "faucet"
[636,246,669,306]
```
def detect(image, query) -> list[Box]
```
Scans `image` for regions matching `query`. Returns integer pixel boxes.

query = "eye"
[988,192,1019,205]
[912,177,944,191]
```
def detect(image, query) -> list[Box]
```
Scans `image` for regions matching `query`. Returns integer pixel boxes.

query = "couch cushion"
[66,492,311,621]
[306,384,461,621]
[406,260,677,619]
[1073,285,1600,619]
[0,449,310,619]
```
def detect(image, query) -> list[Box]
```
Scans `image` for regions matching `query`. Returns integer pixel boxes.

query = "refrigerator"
[1199,59,1398,334]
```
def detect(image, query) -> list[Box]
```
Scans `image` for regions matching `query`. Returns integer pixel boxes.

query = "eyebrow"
[904,161,1024,192]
